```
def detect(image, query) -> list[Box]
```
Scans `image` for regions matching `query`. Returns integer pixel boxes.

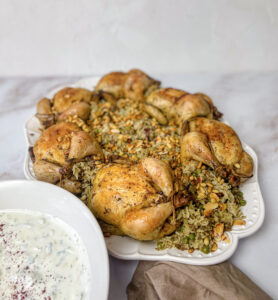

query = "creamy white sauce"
[0,210,91,300]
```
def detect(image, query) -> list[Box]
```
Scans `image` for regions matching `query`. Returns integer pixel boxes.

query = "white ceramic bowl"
[0,180,109,300]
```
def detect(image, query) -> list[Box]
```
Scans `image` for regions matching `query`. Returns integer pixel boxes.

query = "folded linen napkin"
[127,261,271,300]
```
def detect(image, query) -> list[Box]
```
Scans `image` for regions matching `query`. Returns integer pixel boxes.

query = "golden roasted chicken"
[31,69,253,247]
[89,158,177,240]
[145,88,222,125]
[180,117,253,184]
[33,122,103,193]
[95,69,160,101]
[36,87,94,129]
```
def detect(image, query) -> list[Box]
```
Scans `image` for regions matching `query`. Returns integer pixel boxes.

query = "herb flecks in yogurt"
[0,210,91,300]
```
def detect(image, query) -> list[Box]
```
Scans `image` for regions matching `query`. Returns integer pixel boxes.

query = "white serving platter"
[0,180,109,300]
[24,76,265,265]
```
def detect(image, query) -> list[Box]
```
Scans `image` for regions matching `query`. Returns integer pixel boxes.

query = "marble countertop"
[0,73,277,299]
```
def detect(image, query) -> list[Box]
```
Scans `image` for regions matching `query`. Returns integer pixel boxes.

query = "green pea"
[201,245,210,254]
[157,241,164,250]
[180,224,185,232]
[195,169,201,175]
[182,237,189,244]
[189,233,195,241]
[240,199,247,206]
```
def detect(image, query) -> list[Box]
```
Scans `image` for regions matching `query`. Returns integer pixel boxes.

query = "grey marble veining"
[0,73,277,299]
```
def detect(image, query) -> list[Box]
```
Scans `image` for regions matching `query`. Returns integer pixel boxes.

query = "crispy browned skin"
[180,131,220,169]
[33,122,103,190]
[146,88,217,125]
[139,157,173,197]
[187,118,242,166]
[53,87,93,113]
[146,88,188,119]
[95,71,126,99]
[180,117,253,180]
[123,69,160,101]
[34,122,81,166]
[95,69,160,101]
[34,122,103,165]
[235,151,253,178]
[88,158,175,240]
[68,131,104,160]
[36,88,95,129]
[57,102,91,121]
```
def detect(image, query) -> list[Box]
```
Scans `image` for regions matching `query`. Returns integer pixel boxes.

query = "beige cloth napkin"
[127,261,272,300]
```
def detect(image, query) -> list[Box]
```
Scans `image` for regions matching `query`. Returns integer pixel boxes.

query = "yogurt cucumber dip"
[0,210,91,300]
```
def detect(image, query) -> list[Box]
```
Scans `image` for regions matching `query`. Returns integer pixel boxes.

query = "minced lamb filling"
[71,97,246,254]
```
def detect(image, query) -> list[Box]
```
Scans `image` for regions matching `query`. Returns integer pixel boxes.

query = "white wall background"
[1,0,278,76]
